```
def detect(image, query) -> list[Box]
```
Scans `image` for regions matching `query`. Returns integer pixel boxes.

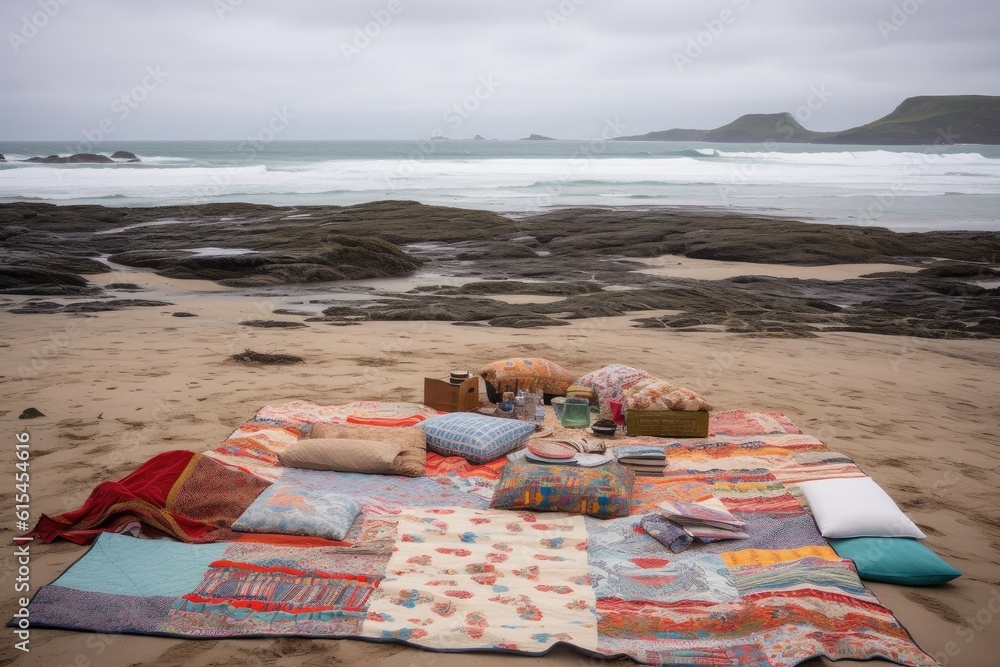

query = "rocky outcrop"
[21,152,141,164]
[520,134,554,140]
[25,153,115,164]
[2,201,998,335]
[9,299,173,314]
[110,151,140,162]
[0,154,6,162]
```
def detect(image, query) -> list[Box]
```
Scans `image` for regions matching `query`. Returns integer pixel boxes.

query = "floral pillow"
[624,377,712,412]
[418,412,535,465]
[575,364,652,418]
[479,358,575,400]
[232,477,362,541]
[491,460,634,519]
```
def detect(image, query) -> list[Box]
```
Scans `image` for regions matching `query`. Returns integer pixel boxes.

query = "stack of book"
[659,499,749,541]
[613,446,667,477]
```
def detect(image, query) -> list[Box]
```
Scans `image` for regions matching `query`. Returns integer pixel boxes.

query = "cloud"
[1,0,997,140]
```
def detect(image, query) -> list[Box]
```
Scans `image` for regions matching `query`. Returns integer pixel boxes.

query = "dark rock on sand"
[238,320,308,328]
[323,295,528,323]
[2,201,998,336]
[972,317,1000,334]
[105,238,420,287]
[916,261,999,279]
[0,266,91,289]
[487,315,571,328]
[172,312,198,317]
[272,309,315,317]
[9,299,172,314]
[19,408,45,419]
[440,281,602,297]
[1,285,102,296]
[105,283,144,291]
[805,300,843,312]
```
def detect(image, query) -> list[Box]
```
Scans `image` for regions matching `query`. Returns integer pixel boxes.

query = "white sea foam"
[2,145,999,231]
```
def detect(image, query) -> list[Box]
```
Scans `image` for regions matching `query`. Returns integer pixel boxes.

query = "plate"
[527,440,578,460]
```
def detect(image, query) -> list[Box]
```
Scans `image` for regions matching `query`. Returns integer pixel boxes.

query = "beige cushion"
[283,424,426,477]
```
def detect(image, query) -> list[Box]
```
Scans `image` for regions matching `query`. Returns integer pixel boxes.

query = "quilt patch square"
[364,507,599,654]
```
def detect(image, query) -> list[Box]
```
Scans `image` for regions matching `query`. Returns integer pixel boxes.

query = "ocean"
[2,140,999,232]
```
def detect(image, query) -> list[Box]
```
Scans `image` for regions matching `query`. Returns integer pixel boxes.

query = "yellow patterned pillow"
[479,358,575,399]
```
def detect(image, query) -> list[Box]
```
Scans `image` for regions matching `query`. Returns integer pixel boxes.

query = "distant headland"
[615,95,1000,145]
[11,151,141,164]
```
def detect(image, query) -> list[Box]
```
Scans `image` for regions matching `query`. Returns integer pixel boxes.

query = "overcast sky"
[2,0,998,141]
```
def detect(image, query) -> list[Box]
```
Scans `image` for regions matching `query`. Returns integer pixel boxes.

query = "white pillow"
[798,477,926,539]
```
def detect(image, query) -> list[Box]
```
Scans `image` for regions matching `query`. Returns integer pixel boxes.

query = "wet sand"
[1,259,999,666]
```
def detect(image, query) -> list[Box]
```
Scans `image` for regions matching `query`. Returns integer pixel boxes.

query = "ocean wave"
[137,156,195,164]
[711,149,993,165]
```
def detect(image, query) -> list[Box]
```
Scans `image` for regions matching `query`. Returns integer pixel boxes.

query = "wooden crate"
[625,409,709,437]
[423,376,480,413]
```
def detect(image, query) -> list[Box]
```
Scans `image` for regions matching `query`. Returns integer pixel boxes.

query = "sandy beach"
[1,255,999,666]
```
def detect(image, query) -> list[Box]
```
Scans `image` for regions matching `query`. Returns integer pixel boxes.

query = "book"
[617,457,667,465]
[613,446,666,460]
[619,462,667,472]
[659,499,746,531]
[683,524,749,540]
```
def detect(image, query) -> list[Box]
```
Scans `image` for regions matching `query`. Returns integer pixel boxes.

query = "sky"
[1,0,998,141]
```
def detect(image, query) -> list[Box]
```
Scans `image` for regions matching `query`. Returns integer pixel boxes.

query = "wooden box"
[423,376,480,413]
[625,409,709,438]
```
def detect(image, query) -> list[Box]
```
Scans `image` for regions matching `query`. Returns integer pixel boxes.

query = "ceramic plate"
[527,440,578,460]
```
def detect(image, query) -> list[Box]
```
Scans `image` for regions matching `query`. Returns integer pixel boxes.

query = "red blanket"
[28,450,271,544]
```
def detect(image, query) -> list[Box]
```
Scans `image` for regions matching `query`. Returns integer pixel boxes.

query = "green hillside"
[702,113,834,142]
[616,112,833,143]
[615,95,1000,145]
[819,95,1000,144]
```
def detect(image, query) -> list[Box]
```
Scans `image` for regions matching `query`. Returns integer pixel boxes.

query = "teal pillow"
[829,537,961,586]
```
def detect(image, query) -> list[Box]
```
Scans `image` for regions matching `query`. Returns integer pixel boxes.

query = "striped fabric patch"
[182,561,381,614]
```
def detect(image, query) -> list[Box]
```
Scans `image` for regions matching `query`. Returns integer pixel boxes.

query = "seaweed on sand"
[228,348,304,365]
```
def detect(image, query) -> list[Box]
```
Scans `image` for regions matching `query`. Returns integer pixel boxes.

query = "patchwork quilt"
[19,402,936,666]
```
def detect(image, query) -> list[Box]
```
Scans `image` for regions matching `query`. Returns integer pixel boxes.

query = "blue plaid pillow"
[418,413,535,464]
